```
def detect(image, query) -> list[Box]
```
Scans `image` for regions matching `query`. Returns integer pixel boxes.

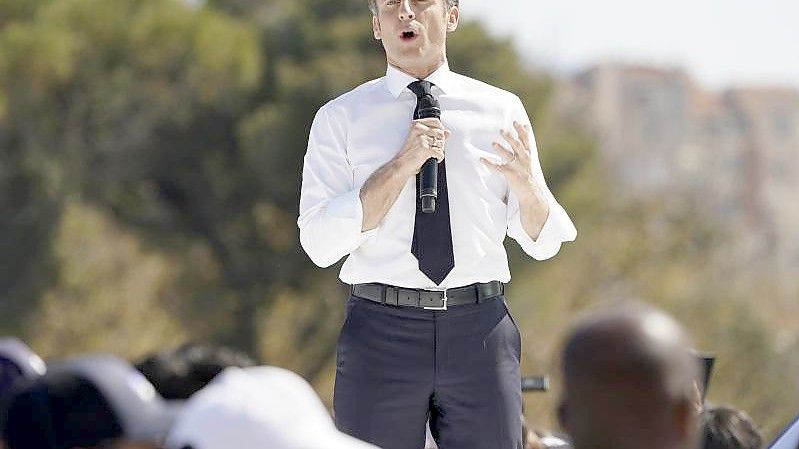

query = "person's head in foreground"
[2,354,178,449]
[368,0,459,78]
[135,342,256,400]
[164,366,378,449]
[702,405,762,449]
[558,303,702,449]
[0,338,46,396]
[0,338,47,449]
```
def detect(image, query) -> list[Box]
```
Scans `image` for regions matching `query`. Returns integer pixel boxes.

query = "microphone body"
[415,101,441,214]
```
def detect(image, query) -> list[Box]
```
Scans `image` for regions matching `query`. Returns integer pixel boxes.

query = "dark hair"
[0,357,25,399]
[135,343,256,400]
[1,357,27,443]
[3,375,123,449]
[702,406,762,449]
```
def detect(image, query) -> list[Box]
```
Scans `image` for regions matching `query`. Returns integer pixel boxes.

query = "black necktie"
[408,80,454,285]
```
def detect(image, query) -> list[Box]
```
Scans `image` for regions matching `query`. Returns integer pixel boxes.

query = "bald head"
[558,303,701,449]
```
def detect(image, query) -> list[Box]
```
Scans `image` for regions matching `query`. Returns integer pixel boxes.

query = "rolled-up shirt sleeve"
[298,104,374,267]
[506,97,577,260]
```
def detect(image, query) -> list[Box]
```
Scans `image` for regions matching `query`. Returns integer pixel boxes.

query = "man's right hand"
[358,118,451,231]
[393,118,451,177]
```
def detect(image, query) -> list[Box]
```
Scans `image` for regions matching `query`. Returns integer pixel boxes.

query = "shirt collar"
[385,60,457,98]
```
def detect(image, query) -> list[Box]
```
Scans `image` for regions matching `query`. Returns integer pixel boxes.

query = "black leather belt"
[351,281,504,310]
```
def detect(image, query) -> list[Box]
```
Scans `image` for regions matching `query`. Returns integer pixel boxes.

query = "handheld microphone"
[415,97,441,214]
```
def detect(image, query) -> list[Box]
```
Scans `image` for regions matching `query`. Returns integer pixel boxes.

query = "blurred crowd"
[0,303,786,449]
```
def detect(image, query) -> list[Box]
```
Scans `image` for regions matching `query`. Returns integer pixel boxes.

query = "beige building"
[559,63,799,274]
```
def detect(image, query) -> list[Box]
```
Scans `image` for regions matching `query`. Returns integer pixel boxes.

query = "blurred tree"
[0,0,51,27]
[0,139,60,334]
[1,0,268,352]
[0,0,62,333]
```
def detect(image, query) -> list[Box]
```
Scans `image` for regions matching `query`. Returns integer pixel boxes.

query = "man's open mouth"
[400,31,417,41]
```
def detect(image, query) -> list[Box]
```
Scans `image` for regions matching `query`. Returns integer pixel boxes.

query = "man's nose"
[398,0,415,20]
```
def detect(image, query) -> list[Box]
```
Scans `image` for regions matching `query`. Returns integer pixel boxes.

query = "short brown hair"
[368,0,459,16]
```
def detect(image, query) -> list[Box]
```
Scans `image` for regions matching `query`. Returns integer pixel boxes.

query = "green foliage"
[0,0,52,27]
[28,201,189,359]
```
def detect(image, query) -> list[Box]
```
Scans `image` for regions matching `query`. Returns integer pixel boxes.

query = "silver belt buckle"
[423,289,448,311]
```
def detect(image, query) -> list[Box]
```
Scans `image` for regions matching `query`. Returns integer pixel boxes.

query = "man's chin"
[388,45,430,60]
[388,40,425,53]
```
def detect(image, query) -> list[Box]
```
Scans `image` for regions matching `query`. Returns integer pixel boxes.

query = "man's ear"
[372,15,382,40]
[446,6,459,32]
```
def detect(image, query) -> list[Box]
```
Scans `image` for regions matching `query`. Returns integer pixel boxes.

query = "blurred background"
[0,0,797,441]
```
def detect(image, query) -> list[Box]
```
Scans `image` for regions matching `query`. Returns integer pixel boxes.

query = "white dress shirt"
[298,61,577,289]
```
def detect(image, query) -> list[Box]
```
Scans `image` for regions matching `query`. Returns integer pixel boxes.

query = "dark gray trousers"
[334,294,522,449]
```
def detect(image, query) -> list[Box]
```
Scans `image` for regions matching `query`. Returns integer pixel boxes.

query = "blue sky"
[460,0,799,89]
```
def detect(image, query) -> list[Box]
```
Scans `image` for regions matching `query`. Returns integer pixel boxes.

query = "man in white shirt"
[298,1,576,447]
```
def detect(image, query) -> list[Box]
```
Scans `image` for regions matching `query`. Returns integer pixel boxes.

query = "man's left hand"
[480,120,550,239]
[480,121,543,202]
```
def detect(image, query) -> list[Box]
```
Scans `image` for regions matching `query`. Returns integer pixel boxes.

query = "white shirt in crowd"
[298,61,576,289]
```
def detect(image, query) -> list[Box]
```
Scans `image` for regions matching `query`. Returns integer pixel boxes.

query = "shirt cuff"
[327,188,378,238]
[327,189,362,219]
[508,198,577,261]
